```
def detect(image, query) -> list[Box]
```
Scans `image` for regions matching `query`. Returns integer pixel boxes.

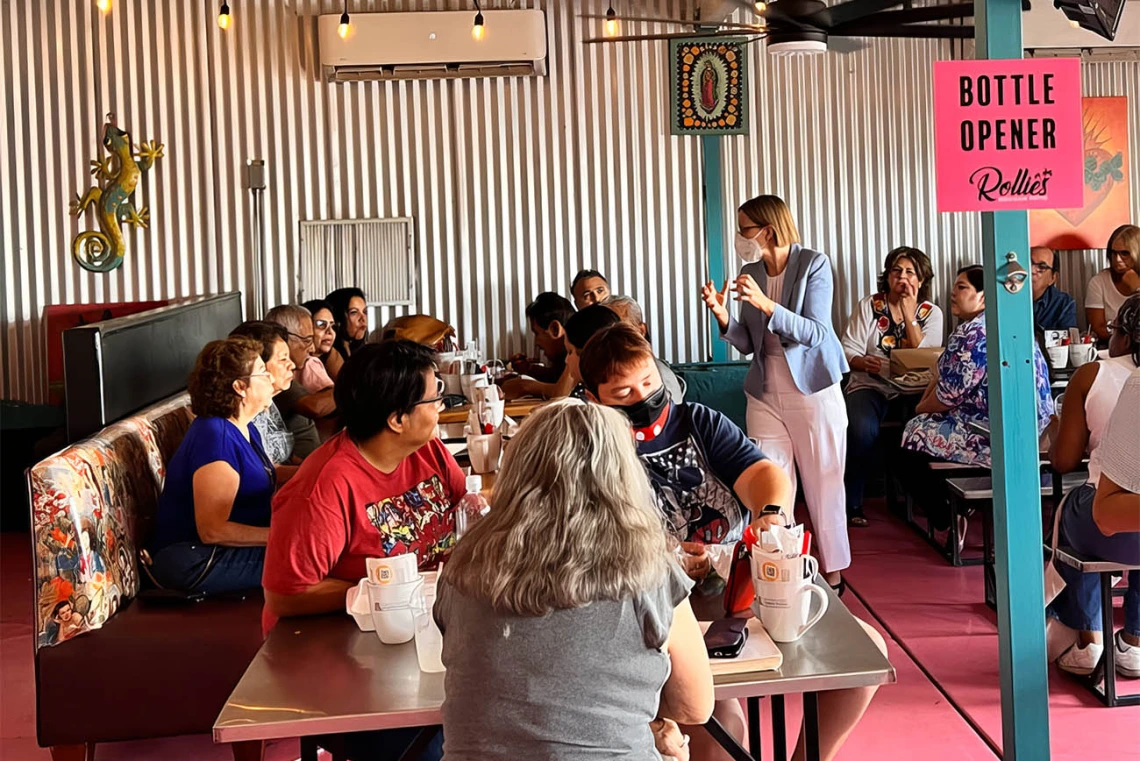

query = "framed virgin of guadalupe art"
[669,38,749,136]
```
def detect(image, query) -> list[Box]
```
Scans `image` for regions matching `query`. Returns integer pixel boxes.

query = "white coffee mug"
[1069,343,1097,368]
[460,372,491,401]
[441,373,463,396]
[750,552,818,586]
[365,578,423,644]
[1046,345,1068,370]
[752,575,828,643]
[467,431,503,474]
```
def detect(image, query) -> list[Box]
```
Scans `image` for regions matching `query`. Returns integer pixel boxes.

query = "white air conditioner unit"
[1023,0,1140,59]
[319,10,547,81]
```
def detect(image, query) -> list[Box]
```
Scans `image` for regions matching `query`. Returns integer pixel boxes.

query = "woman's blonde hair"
[1107,224,1140,274]
[442,399,670,617]
[739,194,801,248]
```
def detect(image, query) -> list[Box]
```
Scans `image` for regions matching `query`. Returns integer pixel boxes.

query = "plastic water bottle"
[455,475,490,540]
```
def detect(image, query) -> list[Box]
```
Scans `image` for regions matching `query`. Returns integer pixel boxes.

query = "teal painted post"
[703,135,728,362]
[975,1,1053,758]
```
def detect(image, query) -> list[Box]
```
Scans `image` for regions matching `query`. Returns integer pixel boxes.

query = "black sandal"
[849,509,869,528]
[829,578,847,597]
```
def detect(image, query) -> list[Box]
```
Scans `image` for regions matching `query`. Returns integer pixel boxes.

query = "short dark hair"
[301,299,334,320]
[229,321,289,363]
[334,340,438,441]
[525,292,575,331]
[877,247,935,304]
[187,338,263,419]
[565,304,624,351]
[52,600,72,617]
[578,323,656,394]
[570,269,607,293]
[957,264,985,293]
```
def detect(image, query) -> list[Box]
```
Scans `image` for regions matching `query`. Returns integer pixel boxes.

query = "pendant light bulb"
[604,5,618,37]
[96,0,111,13]
[472,11,485,41]
[338,11,351,39]
[218,2,231,30]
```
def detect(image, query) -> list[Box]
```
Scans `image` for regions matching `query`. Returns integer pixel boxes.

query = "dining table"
[213,579,894,761]
[436,397,546,426]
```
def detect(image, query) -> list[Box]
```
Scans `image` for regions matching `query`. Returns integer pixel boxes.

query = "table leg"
[770,694,787,761]
[703,715,755,761]
[299,737,319,761]
[748,696,762,760]
[803,692,821,761]
[1100,571,1117,708]
[397,726,442,761]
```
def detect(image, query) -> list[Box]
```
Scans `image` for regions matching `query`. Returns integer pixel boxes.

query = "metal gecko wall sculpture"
[70,114,164,273]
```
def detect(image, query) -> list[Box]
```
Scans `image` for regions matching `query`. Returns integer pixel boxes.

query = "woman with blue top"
[701,194,851,591]
[147,337,277,595]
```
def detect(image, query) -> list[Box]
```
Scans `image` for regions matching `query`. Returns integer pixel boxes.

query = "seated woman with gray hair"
[437,399,714,760]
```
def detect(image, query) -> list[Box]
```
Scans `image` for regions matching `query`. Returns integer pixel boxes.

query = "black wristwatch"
[761,504,782,516]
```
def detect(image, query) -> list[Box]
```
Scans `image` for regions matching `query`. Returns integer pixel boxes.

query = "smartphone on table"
[704,618,748,658]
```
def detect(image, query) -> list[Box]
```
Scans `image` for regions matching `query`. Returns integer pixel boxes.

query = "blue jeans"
[843,389,890,514]
[1047,484,1140,636]
[148,542,266,596]
[343,727,444,761]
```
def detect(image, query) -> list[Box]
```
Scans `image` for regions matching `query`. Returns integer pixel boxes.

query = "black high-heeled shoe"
[829,578,847,597]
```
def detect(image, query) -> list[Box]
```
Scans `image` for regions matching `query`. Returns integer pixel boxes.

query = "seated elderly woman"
[299,299,338,393]
[437,399,714,760]
[229,321,303,482]
[1047,295,1140,677]
[901,265,1054,542]
[841,246,944,527]
[146,337,276,595]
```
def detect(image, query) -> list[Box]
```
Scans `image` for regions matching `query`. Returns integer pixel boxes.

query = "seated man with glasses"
[266,304,335,456]
[1031,246,1078,331]
[263,340,465,636]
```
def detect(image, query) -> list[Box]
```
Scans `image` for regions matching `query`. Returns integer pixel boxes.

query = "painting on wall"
[669,38,748,136]
[1030,97,1130,250]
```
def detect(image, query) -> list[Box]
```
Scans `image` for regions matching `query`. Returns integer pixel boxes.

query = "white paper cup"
[366,554,419,585]
[1046,345,1068,369]
[467,431,503,474]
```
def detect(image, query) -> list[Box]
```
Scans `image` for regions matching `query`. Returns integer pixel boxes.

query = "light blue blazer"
[721,243,849,398]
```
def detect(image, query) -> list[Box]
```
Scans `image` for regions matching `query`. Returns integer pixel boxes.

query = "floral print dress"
[900,313,1054,467]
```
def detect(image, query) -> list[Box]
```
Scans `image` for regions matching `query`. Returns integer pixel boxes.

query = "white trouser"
[746,354,851,573]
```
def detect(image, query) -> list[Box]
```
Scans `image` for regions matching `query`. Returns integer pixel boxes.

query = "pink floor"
[1,499,1136,760]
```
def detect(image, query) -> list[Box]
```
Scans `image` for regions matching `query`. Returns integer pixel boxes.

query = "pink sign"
[934,58,1083,212]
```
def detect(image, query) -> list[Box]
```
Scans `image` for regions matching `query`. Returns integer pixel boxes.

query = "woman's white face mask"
[734,231,764,264]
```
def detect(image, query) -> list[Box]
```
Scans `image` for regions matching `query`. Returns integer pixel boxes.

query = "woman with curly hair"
[147,337,277,595]
[840,246,944,526]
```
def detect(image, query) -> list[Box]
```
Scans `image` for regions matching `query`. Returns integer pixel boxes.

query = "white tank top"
[1085,354,1136,485]
[761,270,786,358]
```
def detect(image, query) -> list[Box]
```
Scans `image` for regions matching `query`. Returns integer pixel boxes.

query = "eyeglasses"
[738,224,762,235]
[313,320,340,331]
[1030,263,1054,274]
[413,377,447,408]
[1109,249,1132,259]
[288,331,315,347]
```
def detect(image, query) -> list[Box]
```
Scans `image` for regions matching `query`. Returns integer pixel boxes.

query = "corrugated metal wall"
[2,0,1138,403]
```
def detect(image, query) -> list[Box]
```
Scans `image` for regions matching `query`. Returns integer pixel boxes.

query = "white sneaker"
[1114,632,1140,679]
[1057,641,1103,676]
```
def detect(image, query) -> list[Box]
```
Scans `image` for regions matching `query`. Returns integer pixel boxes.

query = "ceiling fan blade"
[578,13,766,31]
[831,3,974,28]
[583,30,765,43]
[831,24,974,39]
[826,36,869,53]
[811,0,904,28]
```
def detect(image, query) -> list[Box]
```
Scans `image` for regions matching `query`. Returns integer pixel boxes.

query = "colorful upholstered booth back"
[28,394,192,649]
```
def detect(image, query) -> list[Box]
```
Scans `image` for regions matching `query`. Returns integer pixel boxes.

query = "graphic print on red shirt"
[365,473,455,557]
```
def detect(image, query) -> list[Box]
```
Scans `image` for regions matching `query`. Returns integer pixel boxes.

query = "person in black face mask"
[578,324,792,549]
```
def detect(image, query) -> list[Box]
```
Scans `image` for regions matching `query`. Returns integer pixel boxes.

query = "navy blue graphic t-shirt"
[636,402,766,545]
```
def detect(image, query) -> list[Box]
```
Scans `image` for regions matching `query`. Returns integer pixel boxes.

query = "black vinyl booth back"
[63,293,243,442]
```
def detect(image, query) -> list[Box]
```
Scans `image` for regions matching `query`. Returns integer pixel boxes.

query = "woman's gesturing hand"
[733,274,775,316]
[701,280,731,329]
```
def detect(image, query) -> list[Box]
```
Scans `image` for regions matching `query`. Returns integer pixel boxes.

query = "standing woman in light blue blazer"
[701,195,851,590]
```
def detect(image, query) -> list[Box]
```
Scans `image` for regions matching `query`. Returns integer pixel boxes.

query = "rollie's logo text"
[969,167,1052,202]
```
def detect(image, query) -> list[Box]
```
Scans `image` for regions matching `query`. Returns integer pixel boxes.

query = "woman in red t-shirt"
[262,340,465,635]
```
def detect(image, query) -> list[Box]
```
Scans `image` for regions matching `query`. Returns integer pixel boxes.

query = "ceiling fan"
[583,0,987,55]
